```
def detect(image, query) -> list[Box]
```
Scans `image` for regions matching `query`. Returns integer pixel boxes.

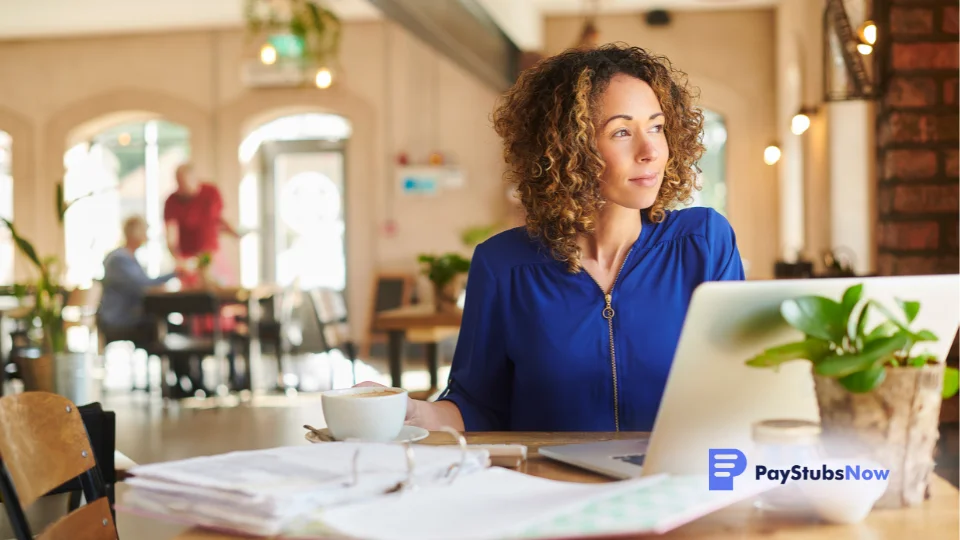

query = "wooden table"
[142,286,270,395]
[373,305,462,391]
[172,432,959,539]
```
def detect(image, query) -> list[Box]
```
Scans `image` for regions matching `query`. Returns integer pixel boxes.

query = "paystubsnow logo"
[708,448,891,491]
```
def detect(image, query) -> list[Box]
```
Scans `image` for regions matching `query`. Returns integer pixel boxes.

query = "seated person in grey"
[98,216,178,343]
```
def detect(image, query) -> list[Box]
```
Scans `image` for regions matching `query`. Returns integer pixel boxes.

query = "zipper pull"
[602,293,615,319]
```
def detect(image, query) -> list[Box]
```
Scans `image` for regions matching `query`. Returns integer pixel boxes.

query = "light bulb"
[861,21,877,45]
[857,43,873,55]
[764,145,781,165]
[260,44,277,65]
[117,132,131,146]
[315,68,333,89]
[791,113,811,135]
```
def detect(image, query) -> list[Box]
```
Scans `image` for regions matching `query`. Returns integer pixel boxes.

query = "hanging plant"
[244,0,342,69]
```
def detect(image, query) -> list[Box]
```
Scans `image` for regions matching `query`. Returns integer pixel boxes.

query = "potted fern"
[746,283,959,508]
[417,253,470,314]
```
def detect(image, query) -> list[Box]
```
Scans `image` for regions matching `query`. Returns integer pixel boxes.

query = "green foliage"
[0,218,66,354]
[418,253,470,289]
[746,283,959,397]
[244,0,341,66]
[461,224,499,248]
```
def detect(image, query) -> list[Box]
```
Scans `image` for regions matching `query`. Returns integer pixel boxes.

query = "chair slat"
[38,496,116,540]
[0,392,96,508]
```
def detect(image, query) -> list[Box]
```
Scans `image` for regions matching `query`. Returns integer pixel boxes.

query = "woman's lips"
[629,173,659,187]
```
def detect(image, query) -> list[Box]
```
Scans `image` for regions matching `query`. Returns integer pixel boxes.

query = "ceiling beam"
[367,0,523,91]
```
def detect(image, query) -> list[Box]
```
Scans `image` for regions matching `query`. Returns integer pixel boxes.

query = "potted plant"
[2,218,67,393]
[417,253,470,313]
[745,283,959,508]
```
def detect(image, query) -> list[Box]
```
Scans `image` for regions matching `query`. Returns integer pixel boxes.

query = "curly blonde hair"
[493,44,705,273]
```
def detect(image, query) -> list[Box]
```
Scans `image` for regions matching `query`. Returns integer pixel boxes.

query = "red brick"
[892,184,960,213]
[881,113,935,143]
[884,149,938,180]
[878,221,940,250]
[945,6,959,34]
[946,149,959,177]
[891,7,934,35]
[885,77,938,107]
[879,186,895,215]
[877,253,959,276]
[945,78,959,106]
[893,43,960,70]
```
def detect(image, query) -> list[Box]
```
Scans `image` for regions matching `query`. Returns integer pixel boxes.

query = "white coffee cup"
[320,386,408,442]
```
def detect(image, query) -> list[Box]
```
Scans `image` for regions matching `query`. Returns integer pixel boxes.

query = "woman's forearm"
[410,399,465,431]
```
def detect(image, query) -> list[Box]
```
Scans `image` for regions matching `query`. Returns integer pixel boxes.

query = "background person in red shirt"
[164,162,239,286]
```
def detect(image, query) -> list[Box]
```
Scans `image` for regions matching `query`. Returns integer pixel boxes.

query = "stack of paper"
[118,442,491,536]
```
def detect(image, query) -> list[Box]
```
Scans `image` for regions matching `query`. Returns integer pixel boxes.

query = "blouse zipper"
[587,247,634,432]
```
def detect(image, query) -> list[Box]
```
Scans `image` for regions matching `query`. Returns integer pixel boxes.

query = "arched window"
[690,108,728,215]
[64,118,190,287]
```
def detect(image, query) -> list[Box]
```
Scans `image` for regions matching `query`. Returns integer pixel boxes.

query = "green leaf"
[842,284,863,340]
[943,367,959,399]
[780,296,847,343]
[745,339,831,368]
[896,298,920,324]
[907,354,936,367]
[838,365,887,393]
[1,218,43,270]
[913,329,938,342]
[814,332,910,378]
[865,321,898,343]
[854,302,871,341]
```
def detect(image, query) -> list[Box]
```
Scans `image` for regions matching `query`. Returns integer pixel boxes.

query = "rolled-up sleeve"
[436,243,512,431]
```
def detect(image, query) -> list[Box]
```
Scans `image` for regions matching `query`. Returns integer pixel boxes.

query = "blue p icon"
[708,449,747,491]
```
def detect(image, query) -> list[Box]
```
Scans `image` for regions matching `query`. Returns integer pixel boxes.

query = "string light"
[764,145,781,165]
[315,68,333,89]
[260,44,277,65]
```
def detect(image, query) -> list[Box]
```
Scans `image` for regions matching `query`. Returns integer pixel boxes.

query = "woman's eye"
[613,128,630,138]
[650,124,665,134]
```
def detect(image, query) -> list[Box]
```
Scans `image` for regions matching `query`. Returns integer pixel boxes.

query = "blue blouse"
[437,207,745,432]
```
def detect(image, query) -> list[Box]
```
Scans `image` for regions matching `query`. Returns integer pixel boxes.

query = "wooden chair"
[0,391,116,540]
[308,287,359,386]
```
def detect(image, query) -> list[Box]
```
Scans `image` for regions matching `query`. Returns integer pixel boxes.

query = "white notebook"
[117,442,769,539]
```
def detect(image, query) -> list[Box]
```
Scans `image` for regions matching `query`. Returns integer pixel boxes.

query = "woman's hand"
[353,381,463,431]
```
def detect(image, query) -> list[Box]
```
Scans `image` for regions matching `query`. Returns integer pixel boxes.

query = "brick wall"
[875,0,960,488]
[876,0,959,276]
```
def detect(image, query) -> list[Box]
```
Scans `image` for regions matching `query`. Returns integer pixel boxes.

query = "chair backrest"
[0,392,116,540]
[308,288,352,350]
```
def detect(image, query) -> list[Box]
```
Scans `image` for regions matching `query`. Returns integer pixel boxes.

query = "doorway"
[258,140,347,291]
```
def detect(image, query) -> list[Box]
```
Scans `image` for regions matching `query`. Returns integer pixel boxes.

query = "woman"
[370,44,744,432]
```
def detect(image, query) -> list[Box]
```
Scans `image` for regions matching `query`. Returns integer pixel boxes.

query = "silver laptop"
[540,274,960,479]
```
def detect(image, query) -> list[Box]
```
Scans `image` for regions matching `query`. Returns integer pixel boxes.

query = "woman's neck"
[578,204,642,272]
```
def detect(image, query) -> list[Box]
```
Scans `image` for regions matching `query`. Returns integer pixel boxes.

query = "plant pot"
[14,352,55,393]
[13,352,99,404]
[433,281,460,314]
[813,364,945,508]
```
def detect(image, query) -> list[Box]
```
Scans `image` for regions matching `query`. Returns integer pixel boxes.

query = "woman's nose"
[635,136,660,163]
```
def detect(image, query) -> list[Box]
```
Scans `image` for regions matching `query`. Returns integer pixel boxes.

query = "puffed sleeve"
[704,208,745,281]
[436,242,512,431]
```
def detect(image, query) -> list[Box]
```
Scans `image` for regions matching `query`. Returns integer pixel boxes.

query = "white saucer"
[305,425,430,444]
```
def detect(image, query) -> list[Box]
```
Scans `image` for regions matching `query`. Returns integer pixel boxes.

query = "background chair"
[0,391,116,540]
[309,287,359,386]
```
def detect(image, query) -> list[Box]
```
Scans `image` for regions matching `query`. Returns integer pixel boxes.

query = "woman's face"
[593,74,669,211]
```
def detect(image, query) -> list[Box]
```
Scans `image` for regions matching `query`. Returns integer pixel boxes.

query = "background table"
[373,305,461,393]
